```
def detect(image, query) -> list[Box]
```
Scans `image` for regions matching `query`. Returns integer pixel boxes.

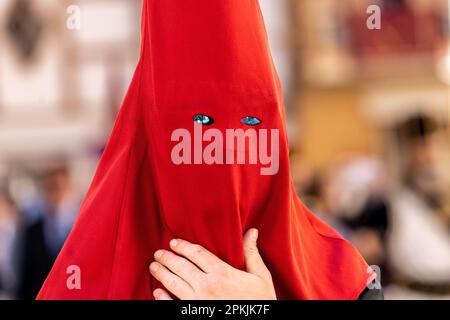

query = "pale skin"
[149,229,277,300]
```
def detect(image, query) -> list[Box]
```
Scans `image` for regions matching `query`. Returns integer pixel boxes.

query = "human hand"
[149,229,276,300]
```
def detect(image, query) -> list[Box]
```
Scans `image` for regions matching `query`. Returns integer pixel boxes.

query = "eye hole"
[193,114,214,126]
[241,116,262,126]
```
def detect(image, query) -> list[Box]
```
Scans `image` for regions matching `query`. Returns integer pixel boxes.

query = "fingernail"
[153,289,161,298]
[150,262,160,273]
[154,250,163,259]
[252,229,259,241]
[170,239,179,247]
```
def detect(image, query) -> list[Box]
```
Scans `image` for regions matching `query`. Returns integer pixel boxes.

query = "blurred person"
[18,164,80,300]
[386,114,450,299]
[317,158,389,269]
[8,171,47,225]
[0,191,20,299]
[292,155,389,288]
[300,171,353,240]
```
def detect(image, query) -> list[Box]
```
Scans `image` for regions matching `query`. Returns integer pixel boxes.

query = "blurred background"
[0,0,449,300]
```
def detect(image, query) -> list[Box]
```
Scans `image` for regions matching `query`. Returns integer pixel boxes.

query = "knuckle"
[178,240,192,252]
[174,257,187,271]
[167,278,179,290]
[176,240,187,251]
[152,266,162,277]
[214,265,231,278]
[193,272,205,284]
[203,275,221,293]
[190,244,205,258]
[159,251,170,264]
[245,244,259,255]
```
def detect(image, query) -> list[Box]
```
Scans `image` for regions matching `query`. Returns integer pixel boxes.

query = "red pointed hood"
[37,0,369,300]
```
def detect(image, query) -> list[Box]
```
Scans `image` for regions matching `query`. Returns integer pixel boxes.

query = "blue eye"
[241,116,261,126]
[193,114,214,125]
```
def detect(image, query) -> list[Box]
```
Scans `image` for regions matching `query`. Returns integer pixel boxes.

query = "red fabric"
[37,0,369,300]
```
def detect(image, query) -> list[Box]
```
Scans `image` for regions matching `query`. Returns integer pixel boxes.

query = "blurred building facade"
[0,0,142,193]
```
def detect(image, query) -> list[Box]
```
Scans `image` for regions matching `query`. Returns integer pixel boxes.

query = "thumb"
[243,229,272,281]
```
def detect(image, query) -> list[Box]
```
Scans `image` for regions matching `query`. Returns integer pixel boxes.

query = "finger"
[154,249,205,286]
[149,262,193,299]
[169,239,229,273]
[153,288,173,300]
[243,229,272,281]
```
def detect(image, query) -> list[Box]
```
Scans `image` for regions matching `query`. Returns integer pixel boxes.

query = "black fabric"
[18,219,56,300]
[342,198,389,237]
[358,287,384,300]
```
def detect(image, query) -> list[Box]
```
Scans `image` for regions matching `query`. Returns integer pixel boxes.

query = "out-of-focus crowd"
[0,164,81,300]
[294,114,450,299]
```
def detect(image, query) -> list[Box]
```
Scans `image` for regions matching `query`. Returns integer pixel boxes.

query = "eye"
[241,116,262,126]
[193,114,214,125]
